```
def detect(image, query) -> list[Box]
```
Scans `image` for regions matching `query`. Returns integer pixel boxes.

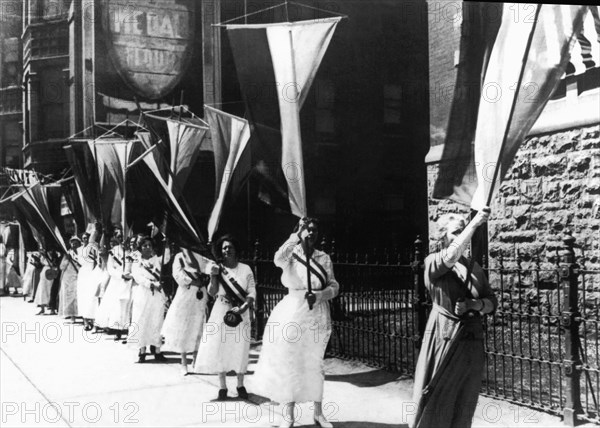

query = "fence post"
[412,235,426,350]
[560,232,582,426]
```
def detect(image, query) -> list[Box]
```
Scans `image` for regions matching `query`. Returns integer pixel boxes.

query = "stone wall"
[490,125,600,270]
[427,123,600,288]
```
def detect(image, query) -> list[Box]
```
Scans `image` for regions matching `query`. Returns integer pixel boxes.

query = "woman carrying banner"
[95,235,135,341]
[23,251,42,302]
[410,208,497,428]
[129,236,168,363]
[162,248,218,375]
[77,231,100,331]
[5,248,22,295]
[253,218,339,428]
[58,236,81,321]
[34,250,60,315]
[193,234,256,400]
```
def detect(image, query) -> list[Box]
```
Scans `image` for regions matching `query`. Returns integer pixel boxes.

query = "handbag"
[223,309,243,328]
[218,265,248,328]
[45,268,59,281]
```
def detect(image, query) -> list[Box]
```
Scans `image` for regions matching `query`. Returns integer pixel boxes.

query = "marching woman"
[253,218,339,428]
[21,251,39,301]
[91,247,111,334]
[193,234,256,400]
[58,236,81,321]
[23,251,42,302]
[161,248,218,375]
[410,208,497,428]
[95,237,134,341]
[34,250,60,315]
[129,236,168,363]
[77,232,100,331]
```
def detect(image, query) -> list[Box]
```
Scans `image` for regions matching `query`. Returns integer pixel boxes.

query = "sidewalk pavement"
[0,293,589,428]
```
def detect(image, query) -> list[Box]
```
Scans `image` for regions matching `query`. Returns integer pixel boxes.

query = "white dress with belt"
[193,262,256,374]
[252,234,339,403]
[34,255,54,306]
[161,253,213,353]
[77,244,99,319]
[58,251,79,317]
[95,246,133,330]
[128,255,167,349]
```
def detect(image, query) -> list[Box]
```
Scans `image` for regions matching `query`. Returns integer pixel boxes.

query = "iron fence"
[245,233,600,426]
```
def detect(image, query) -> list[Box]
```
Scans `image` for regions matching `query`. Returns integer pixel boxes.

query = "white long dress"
[5,250,22,290]
[95,246,133,330]
[252,234,340,404]
[76,244,99,319]
[34,256,54,306]
[193,262,256,374]
[58,252,79,317]
[22,253,40,298]
[128,255,167,349]
[161,253,213,353]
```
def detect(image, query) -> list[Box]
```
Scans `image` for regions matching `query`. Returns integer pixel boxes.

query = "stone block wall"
[426,124,600,293]
[489,125,600,271]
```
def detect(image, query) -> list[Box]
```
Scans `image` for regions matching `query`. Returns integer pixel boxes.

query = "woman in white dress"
[162,249,218,374]
[5,249,22,294]
[193,235,256,400]
[34,250,59,315]
[253,218,339,428]
[58,237,81,320]
[77,232,100,330]
[95,237,135,341]
[129,236,168,363]
[22,251,42,302]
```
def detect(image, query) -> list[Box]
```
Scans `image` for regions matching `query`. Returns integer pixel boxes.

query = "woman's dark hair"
[137,236,154,251]
[292,217,320,234]
[214,234,241,260]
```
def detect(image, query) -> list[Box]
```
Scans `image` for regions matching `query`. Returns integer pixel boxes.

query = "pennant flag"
[226,17,341,218]
[165,119,210,195]
[2,197,39,251]
[470,4,588,210]
[432,2,503,204]
[64,142,101,223]
[10,184,69,254]
[60,178,86,234]
[128,143,205,246]
[88,139,134,231]
[204,106,251,241]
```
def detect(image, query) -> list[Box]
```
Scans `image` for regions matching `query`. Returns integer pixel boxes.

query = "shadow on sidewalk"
[325,369,410,388]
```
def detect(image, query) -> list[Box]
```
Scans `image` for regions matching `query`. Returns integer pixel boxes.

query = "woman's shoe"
[236,386,249,400]
[154,353,167,362]
[137,353,146,363]
[314,414,333,428]
[217,389,227,400]
[180,365,188,376]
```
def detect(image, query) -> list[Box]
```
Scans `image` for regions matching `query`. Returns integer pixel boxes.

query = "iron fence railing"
[244,233,600,426]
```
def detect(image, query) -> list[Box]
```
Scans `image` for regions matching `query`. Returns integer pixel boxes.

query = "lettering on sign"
[102,0,195,100]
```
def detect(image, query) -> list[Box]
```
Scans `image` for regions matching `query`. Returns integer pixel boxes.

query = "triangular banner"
[204,106,251,241]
